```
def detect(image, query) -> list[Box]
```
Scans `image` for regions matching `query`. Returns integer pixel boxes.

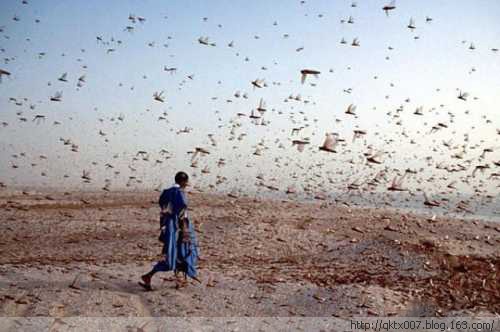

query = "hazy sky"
[0,0,499,210]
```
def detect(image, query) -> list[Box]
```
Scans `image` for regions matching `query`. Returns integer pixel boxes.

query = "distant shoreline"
[1,185,498,223]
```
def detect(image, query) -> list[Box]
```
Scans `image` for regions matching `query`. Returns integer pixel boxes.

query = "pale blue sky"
[0,1,499,216]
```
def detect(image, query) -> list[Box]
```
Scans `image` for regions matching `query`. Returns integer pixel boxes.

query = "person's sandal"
[191,276,202,284]
[175,273,188,289]
[138,275,153,291]
[175,279,188,289]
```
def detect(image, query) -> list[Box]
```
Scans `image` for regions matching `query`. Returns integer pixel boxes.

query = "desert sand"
[0,189,499,318]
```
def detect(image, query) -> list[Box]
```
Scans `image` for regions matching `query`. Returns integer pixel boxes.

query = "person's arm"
[158,189,172,229]
[174,189,188,217]
[174,190,191,242]
[159,189,168,209]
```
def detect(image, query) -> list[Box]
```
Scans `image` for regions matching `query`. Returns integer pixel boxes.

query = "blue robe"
[152,185,198,278]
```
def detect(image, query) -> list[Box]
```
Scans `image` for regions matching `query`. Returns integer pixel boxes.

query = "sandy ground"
[0,189,499,318]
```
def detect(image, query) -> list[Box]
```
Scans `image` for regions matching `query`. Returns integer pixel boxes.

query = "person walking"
[139,171,200,290]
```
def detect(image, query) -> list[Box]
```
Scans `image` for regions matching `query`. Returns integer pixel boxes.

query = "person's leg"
[177,241,201,284]
[141,228,177,289]
[140,260,170,290]
[145,259,170,278]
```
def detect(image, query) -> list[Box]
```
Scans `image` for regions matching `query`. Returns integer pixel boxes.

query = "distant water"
[3,185,499,223]
[356,201,500,223]
[223,188,500,223]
